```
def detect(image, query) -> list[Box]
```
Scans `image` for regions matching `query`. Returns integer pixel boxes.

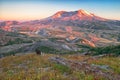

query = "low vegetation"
[4,38,33,46]
[0,53,120,80]
[37,46,60,54]
[77,44,120,56]
[89,45,120,56]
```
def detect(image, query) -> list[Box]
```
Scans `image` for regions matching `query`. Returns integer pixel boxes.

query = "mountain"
[0,9,120,49]
[1,9,120,79]
[0,9,120,31]
[38,9,120,30]
[0,21,19,31]
[51,9,106,21]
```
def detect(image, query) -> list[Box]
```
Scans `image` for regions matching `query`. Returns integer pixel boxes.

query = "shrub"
[5,38,32,46]
[37,46,59,54]
[89,45,120,56]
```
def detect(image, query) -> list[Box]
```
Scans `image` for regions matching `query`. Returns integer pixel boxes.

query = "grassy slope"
[0,53,120,80]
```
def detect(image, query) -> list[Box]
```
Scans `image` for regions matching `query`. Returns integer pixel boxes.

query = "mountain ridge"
[0,9,120,48]
[49,9,107,21]
[0,9,120,56]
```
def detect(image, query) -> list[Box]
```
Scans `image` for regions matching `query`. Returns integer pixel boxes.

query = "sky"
[0,0,120,21]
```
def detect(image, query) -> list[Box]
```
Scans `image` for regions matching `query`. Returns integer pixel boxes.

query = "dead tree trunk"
[35,48,41,55]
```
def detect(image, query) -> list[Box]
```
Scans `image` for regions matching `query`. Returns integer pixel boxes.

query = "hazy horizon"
[0,0,120,21]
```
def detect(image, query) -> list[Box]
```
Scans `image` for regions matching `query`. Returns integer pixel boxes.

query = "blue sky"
[0,0,120,21]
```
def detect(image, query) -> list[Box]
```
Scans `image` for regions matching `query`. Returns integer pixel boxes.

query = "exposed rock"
[49,57,120,80]
[37,29,49,36]
[91,64,111,70]
[61,44,72,51]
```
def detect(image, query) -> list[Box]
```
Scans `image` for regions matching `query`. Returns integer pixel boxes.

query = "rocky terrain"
[0,9,120,57]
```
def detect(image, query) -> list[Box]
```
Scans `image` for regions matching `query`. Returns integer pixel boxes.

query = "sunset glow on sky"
[0,0,120,21]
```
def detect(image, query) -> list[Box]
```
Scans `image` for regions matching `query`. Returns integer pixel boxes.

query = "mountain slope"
[51,9,106,21]
[37,9,120,30]
[0,9,120,31]
[0,9,120,48]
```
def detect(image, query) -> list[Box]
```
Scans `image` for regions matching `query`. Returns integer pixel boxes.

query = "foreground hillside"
[0,53,120,80]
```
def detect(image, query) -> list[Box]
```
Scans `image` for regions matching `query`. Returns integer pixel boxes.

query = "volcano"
[51,9,106,21]
[0,9,120,51]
